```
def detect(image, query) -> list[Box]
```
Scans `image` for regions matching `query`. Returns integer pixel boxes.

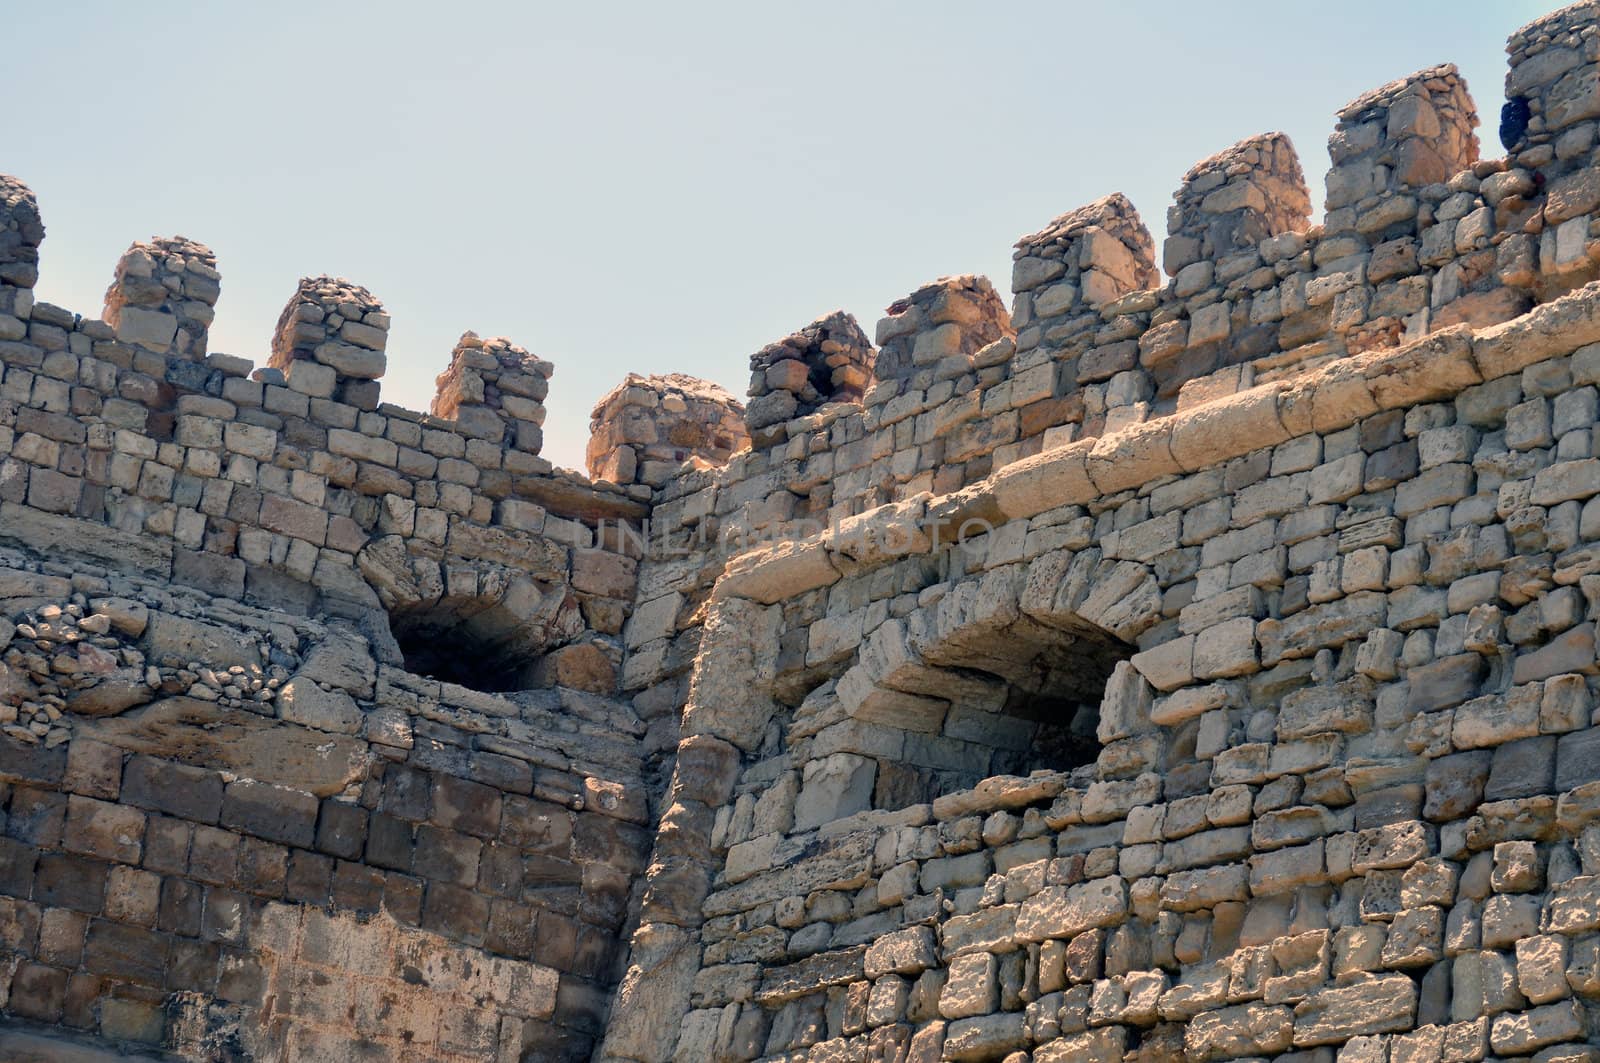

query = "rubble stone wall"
[0,163,664,1059]
[618,1,1600,835]
[10,3,1600,1062]
[597,5,1600,1061]
[0,541,652,1060]
[604,275,1600,1063]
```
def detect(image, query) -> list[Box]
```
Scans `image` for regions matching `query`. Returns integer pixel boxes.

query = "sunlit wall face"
[5,1,1530,471]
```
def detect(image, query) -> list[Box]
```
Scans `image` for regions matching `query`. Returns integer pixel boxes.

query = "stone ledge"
[715,280,1600,606]
[0,1022,171,1062]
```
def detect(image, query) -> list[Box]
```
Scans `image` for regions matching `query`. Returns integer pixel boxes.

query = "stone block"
[115,307,177,350]
[1489,1000,1585,1056]
[221,779,319,848]
[412,824,482,886]
[121,755,224,824]
[1017,878,1127,941]
[792,754,876,832]
[1184,1002,1294,1061]
[33,853,107,913]
[1424,750,1490,821]
[1193,617,1257,679]
[141,613,259,670]
[1558,727,1600,791]
[1292,973,1416,1045]
[63,795,144,864]
[276,677,362,735]
[1514,624,1598,684]
[1486,736,1558,801]
[938,952,997,1020]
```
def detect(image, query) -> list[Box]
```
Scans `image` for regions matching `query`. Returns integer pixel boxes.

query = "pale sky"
[11,1,1548,472]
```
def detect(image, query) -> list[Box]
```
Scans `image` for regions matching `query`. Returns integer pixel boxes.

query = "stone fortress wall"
[5,2,1600,1061]
[0,161,680,1059]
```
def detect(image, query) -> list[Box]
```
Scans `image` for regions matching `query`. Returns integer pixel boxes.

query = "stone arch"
[807,547,1163,815]
[355,535,585,691]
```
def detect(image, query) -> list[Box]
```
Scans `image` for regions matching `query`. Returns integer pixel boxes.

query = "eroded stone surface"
[9,7,1600,1061]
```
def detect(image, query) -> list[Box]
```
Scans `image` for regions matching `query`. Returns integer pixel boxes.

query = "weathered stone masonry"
[11,3,1600,1061]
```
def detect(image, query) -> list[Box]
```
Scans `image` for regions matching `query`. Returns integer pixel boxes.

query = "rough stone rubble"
[5,3,1600,1062]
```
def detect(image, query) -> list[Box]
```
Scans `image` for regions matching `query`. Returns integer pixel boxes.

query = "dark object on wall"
[1501,97,1531,152]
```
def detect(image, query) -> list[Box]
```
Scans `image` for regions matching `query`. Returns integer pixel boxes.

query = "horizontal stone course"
[18,4,1600,1060]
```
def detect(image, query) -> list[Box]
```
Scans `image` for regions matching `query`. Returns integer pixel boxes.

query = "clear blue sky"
[10,1,1549,471]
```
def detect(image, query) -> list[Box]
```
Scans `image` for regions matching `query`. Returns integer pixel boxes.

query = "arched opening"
[970,617,1133,780]
[359,543,587,695]
[894,613,1133,803]
[388,600,534,692]
[795,614,1135,827]
[794,551,1158,824]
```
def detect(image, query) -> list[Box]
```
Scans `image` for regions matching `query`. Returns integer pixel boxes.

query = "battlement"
[624,2,1600,588]
[8,1,1600,550]
[745,310,873,441]
[10,5,1600,1061]
[0,180,668,739]
[0,168,678,1062]
[1166,132,1312,274]
[586,373,747,487]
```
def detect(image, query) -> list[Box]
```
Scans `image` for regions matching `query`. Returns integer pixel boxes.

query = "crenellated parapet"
[268,275,390,409]
[1327,64,1478,229]
[0,172,677,1062]
[625,0,1600,711]
[745,310,874,442]
[587,373,747,487]
[0,172,654,694]
[1165,132,1311,275]
[871,274,1012,383]
[1506,0,1600,175]
[431,331,553,453]
[14,5,1600,1062]
[102,236,220,362]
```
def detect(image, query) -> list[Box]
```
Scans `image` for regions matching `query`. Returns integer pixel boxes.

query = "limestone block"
[89,597,149,638]
[1160,864,1250,911]
[1096,661,1153,743]
[1151,684,1228,728]
[1489,1000,1586,1056]
[281,358,336,399]
[792,754,875,832]
[1291,973,1417,1045]
[716,539,839,605]
[113,306,178,351]
[1132,635,1194,691]
[991,440,1096,521]
[277,677,362,735]
[1184,1003,1294,1062]
[864,927,937,979]
[1033,1025,1126,1063]
[80,698,368,796]
[1193,617,1257,679]
[1514,935,1571,1004]
[314,341,386,380]
[141,612,259,670]
[1475,282,1600,382]
[1086,419,1180,495]
[1016,878,1127,942]
[938,952,997,1020]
